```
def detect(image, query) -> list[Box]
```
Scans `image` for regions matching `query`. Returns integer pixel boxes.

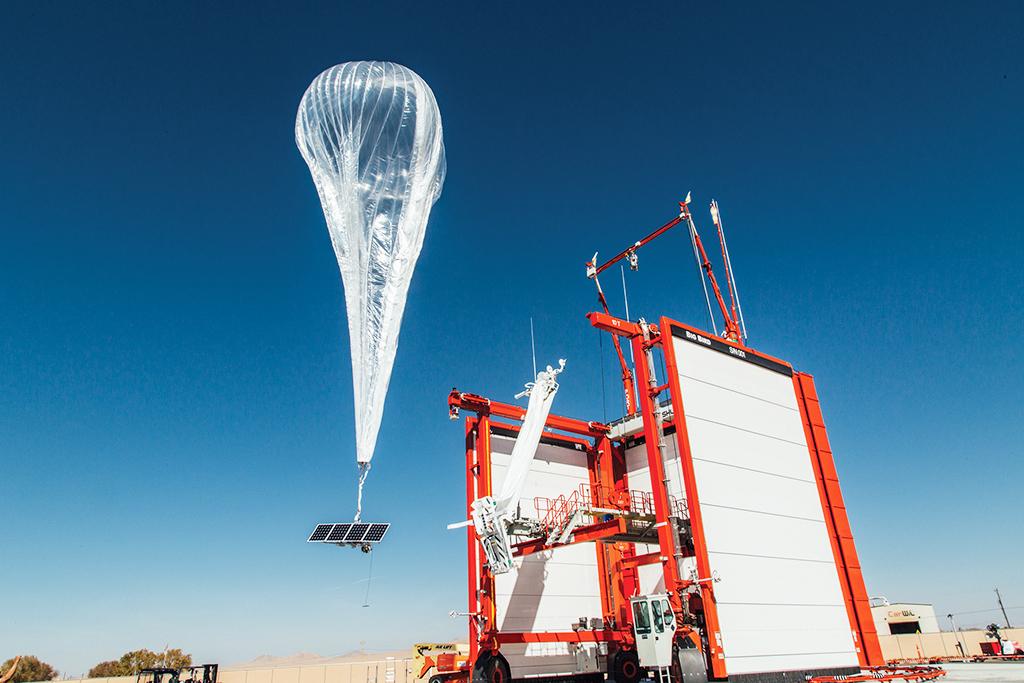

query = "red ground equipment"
[441,198,885,683]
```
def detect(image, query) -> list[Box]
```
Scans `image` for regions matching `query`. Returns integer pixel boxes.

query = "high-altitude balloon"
[296,61,446,468]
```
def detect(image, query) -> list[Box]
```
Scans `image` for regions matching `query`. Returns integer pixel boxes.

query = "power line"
[949,606,1023,617]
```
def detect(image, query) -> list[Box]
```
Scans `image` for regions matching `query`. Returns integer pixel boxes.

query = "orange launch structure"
[439,197,895,683]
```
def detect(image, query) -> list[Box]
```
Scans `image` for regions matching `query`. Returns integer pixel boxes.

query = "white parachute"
[296,61,446,517]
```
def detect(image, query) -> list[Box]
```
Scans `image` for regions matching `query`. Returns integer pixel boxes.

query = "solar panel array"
[307,522,390,544]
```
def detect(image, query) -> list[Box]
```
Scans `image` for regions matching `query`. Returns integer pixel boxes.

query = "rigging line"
[620,266,635,365]
[715,200,748,340]
[658,347,668,400]
[620,265,638,413]
[362,549,375,607]
[687,214,716,334]
[598,329,608,423]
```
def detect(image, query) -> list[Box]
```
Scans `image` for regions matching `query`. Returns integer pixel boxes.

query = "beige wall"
[36,659,419,683]
[879,628,1024,661]
[219,661,416,683]
[871,603,941,635]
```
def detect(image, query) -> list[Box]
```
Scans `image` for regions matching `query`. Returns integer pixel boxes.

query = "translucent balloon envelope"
[296,61,446,467]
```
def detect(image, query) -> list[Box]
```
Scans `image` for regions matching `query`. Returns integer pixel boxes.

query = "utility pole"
[996,587,1012,628]
[947,613,967,658]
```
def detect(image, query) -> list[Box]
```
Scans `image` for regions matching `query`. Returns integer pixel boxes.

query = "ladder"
[654,666,673,683]
[546,509,585,545]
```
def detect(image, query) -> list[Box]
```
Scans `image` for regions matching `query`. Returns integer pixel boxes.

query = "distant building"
[870,598,940,635]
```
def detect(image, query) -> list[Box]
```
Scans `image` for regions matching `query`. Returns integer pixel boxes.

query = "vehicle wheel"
[428,677,445,683]
[610,648,641,683]
[671,636,707,683]
[472,651,511,683]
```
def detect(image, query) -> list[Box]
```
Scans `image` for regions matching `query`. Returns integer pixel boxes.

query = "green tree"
[87,650,193,678]
[157,652,191,671]
[116,651,158,677]
[0,656,58,683]
[86,662,121,678]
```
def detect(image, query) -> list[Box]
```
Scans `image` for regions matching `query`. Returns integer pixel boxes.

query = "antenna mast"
[680,198,743,343]
[711,200,748,341]
[679,198,745,348]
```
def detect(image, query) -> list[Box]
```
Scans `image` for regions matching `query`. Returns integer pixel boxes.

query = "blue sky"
[1,1,1022,675]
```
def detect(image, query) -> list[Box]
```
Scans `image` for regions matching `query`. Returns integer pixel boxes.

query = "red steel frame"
[450,389,703,673]
[589,314,730,679]
[794,373,885,667]
[655,321,729,679]
[450,309,881,681]
[456,399,625,657]
[588,312,883,678]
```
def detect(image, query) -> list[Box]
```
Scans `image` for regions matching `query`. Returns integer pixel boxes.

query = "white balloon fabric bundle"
[296,61,446,519]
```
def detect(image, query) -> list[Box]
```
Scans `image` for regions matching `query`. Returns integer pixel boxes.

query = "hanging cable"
[658,347,668,398]
[620,266,636,365]
[686,213,717,334]
[362,548,374,607]
[712,200,748,341]
[598,329,608,423]
[620,265,632,322]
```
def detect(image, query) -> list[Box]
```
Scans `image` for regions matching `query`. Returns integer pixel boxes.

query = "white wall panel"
[709,554,849,606]
[675,342,797,406]
[714,603,855,632]
[624,439,685,502]
[681,378,808,445]
[489,434,604,676]
[685,418,815,481]
[722,652,861,676]
[694,460,826,520]
[495,644,580,678]
[635,560,665,594]
[701,507,834,562]
[673,336,858,675]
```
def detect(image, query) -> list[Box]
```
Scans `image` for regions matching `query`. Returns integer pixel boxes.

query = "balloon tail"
[355,462,371,522]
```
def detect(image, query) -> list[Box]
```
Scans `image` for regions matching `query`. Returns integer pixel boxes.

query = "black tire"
[472,651,511,683]
[610,648,641,683]
[428,677,445,683]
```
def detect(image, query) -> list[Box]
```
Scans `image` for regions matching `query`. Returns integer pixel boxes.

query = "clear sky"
[1,1,1022,675]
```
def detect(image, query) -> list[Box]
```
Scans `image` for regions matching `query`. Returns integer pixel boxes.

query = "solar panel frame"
[308,524,334,542]
[307,521,389,546]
